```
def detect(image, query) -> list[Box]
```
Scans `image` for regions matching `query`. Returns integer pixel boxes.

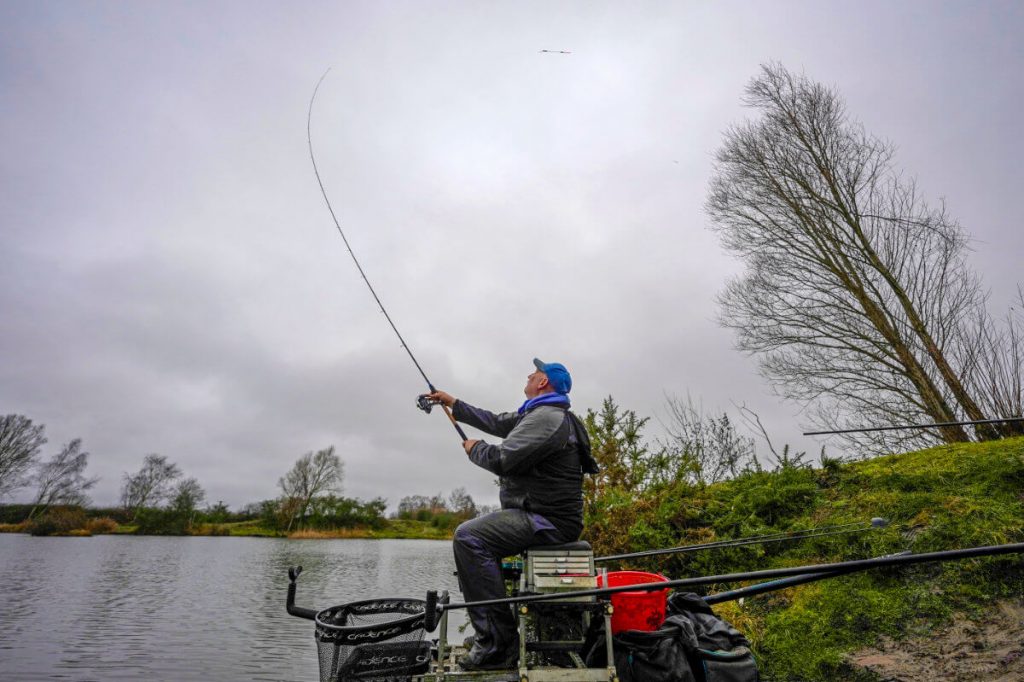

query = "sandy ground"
[848,599,1024,681]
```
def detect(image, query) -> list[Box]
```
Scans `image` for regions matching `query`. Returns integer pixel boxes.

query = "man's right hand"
[426,390,456,408]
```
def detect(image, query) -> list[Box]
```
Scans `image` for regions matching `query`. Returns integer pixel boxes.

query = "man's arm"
[425,390,518,438]
[452,400,519,438]
[468,407,567,475]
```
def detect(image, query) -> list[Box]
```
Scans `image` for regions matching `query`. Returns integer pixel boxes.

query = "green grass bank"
[584,437,1024,680]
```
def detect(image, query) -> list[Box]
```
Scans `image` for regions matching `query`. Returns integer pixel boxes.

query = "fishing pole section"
[804,416,1024,436]
[307,69,467,444]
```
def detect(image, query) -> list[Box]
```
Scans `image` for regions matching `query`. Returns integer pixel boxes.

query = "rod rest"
[286,566,318,620]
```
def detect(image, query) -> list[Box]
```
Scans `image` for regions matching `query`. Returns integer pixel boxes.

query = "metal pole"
[804,416,1024,437]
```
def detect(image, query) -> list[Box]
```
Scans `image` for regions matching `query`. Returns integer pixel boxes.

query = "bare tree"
[0,414,47,499]
[120,454,182,519]
[29,439,99,517]
[397,495,432,518]
[661,395,757,484]
[954,290,1024,436]
[279,446,344,531]
[707,63,1011,451]
[447,487,477,518]
[170,477,206,529]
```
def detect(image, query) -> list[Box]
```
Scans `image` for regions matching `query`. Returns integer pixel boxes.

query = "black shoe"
[458,642,519,671]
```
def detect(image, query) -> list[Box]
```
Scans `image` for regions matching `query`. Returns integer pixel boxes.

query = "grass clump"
[84,517,119,534]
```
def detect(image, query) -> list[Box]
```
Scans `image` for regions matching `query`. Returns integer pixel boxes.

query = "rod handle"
[441,404,469,442]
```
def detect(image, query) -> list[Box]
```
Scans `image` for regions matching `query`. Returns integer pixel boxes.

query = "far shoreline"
[0,519,456,541]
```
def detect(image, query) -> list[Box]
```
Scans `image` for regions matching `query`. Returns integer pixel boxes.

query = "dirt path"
[848,599,1024,681]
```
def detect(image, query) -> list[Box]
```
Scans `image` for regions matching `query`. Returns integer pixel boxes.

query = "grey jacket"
[452,399,595,540]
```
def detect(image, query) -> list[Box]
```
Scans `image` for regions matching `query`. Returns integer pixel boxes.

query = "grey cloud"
[2,1,1022,508]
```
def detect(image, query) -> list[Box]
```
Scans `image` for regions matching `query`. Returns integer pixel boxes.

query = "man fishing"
[426,358,598,671]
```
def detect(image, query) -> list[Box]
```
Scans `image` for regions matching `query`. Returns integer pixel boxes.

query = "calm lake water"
[0,534,465,681]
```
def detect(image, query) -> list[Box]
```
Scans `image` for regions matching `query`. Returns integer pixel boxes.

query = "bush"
[0,504,35,524]
[85,517,119,534]
[430,512,461,531]
[305,495,388,530]
[28,506,88,536]
[0,522,29,533]
[133,508,191,535]
[88,507,133,525]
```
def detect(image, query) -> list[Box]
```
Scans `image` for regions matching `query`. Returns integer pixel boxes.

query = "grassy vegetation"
[181,518,454,539]
[285,519,453,540]
[586,437,1024,681]
[1,510,457,540]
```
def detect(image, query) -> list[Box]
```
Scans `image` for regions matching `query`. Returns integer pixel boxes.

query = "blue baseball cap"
[533,358,572,395]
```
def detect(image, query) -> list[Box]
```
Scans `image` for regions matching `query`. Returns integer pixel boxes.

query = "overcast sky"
[2,1,1022,510]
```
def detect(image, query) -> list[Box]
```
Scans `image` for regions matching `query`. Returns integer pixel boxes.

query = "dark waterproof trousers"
[453,509,575,658]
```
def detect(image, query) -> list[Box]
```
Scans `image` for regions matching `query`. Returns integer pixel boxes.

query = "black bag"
[610,620,701,682]
[665,593,758,682]
[584,592,758,682]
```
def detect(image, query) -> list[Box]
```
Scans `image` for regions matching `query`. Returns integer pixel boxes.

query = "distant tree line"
[0,418,492,537]
[394,487,485,530]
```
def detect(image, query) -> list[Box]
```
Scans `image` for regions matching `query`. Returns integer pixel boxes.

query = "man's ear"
[538,375,550,390]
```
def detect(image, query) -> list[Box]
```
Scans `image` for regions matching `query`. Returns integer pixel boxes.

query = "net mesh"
[314,599,431,682]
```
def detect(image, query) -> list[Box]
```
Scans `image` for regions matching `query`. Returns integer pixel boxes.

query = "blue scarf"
[517,392,570,415]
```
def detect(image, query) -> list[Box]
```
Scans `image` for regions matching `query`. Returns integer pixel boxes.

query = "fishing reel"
[416,394,435,414]
[415,393,469,441]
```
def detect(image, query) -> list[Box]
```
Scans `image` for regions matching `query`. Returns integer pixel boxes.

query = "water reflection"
[0,535,464,681]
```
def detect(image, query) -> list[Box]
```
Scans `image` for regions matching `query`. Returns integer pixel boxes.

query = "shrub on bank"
[133,508,193,535]
[27,506,89,536]
[0,504,36,524]
[0,522,29,533]
[257,494,389,532]
[85,517,119,534]
[87,507,133,525]
[306,495,388,530]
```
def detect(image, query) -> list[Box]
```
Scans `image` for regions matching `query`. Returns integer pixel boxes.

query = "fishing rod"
[703,551,910,605]
[307,69,467,444]
[429,541,1024,613]
[595,518,887,563]
[804,416,1024,437]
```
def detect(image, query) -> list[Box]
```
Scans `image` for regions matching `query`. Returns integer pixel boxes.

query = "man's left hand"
[463,439,479,456]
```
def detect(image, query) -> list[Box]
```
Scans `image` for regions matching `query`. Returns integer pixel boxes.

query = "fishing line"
[307,69,467,442]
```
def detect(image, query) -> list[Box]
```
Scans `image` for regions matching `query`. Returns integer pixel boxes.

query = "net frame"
[313,598,432,682]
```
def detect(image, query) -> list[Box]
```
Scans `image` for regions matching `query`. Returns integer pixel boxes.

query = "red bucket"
[597,570,670,633]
